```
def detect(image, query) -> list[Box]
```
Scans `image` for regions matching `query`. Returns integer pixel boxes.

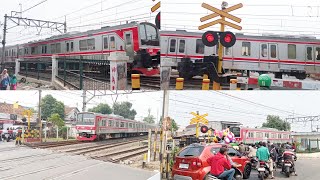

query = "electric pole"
[38,90,42,142]
[1,14,7,70]
[82,90,86,112]
[160,89,169,178]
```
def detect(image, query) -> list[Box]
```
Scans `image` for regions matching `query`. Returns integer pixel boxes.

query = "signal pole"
[38,90,42,142]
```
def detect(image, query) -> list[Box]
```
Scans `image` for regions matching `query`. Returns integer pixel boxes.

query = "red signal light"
[220,31,236,48]
[202,31,218,47]
[200,125,209,133]
[206,34,214,42]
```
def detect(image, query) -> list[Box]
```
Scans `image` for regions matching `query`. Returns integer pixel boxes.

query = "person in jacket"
[257,142,274,179]
[0,69,10,90]
[10,74,17,90]
[207,147,235,180]
[238,142,246,154]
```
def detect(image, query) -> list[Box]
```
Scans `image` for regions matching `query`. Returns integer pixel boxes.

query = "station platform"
[0,142,159,180]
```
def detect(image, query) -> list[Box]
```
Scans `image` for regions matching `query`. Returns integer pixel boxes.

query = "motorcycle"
[249,156,258,170]
[257,161,271,180]
[281,151,297,177]
[206,168,242,180]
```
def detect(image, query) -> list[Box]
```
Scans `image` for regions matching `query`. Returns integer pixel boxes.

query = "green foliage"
[143,108,155,124]
[159,116,179,131]
[262,115,291,131]
[59,126,69,139]
[113,101,137,119]
[41,95,65,119]
[48,113,65,127]
[88,103,112,114]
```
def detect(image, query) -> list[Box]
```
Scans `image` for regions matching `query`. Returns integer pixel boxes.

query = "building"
[64,106,80,122]
[291,132,320,151]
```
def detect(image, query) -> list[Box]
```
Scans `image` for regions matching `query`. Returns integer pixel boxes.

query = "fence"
[43,126,75,141]
[19,61,52,81]
[298,138,320,152]
[56,58,109,90]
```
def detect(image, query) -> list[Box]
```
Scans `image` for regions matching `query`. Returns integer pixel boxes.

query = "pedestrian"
[238,142,246,154]
[0,69,10,90]
[10,74,17,90]
[15,130,22,146]
[257,142,274,179]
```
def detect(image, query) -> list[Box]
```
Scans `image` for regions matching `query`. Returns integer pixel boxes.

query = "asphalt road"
[248,159,320,180]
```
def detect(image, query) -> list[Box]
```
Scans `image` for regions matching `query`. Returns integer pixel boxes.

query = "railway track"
[25,140,83,149]
[92,146,148,163]
[64,137,147,155]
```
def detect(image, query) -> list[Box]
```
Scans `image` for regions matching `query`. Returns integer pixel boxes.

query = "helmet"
[258,74,271,87]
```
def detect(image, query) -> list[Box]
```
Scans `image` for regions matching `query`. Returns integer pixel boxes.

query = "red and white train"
[161,30,320,80]
[2,21,160,75]
[76,112,157,141]
[230,127,291,144]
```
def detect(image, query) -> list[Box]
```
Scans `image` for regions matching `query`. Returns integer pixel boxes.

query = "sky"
[0,0,158,45]
[0,90,319,132]
[162,0,320,37]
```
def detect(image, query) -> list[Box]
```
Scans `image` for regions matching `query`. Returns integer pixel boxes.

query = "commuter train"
[2,21,160,75]
[76,112,157,141]
[161,30,320,80]
[230,127,291,144]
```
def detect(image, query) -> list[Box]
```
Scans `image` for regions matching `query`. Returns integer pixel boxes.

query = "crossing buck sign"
[190,112,209,125]
[198,2,243,31]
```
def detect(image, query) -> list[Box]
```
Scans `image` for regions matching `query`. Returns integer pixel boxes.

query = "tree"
[143,108,155,124]
[48,113,65,127]
[88,103,112,114]
[262,115,291,131]
[41,95,65,119]
[113,101,137,120]
[159,116,179,131]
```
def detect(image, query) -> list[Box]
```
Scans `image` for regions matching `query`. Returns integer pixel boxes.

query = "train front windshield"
[77,113,95,125]
[230,127,240,138]
[139,23,159,46]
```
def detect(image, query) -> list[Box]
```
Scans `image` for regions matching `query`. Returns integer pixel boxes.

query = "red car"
[172,143,252,180]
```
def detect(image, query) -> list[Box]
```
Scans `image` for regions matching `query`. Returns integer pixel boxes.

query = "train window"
[103,37,108,49]
[261,44,267,57]
[271,133,276,138]
[31,47,36,55]
[179,40,185,53]
[66,43,70,52]
[79,40,87,51]
[307,47,313,60]
[196,39,205,54]
[242,42,251,56]
[102,120,106,126]
[139,23,159,46]
[256,132,263,138]
[248,132,254,138]
[278,134,282,139]
[108,120,112,127]
[288,44,296,59]
[265,132,269,138]
[315,47,320,60]
[18,49,23,56]
[120,122,124,128]
[129,123,132,128]
[51,44,56,54]
[87,38,95,50]
[125,123,128,128]
[125,34,132,45]
[42,45,47,54]
[116,121,119,127]
[56,43,61,53]
[169,39,176,52]
[24,48,28,55]
[71,42,74,52]
[110,36,116,49]
[270,44,277,58]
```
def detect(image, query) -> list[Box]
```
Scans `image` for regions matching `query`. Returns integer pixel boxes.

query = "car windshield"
[178,145,204,157]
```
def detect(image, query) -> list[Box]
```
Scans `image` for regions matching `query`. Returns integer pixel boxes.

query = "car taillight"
[192,159,202,167]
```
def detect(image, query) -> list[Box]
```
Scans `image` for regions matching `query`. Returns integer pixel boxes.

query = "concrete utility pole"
[38,90,42,142]
[82,90,86,112]
[1,14,7,70]
[160,90,169,178]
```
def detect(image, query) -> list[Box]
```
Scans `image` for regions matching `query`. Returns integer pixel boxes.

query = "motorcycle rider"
[255,74,272,90]
[207,147,236,180]
[257,142,274,179]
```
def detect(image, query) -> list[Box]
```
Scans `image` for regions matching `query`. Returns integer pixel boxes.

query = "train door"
[167,38,186,60]
[259,43,269,71]
[268,43,279,71]
[305,46,314,73]
[315,46,320,73]
[124,31,134,60]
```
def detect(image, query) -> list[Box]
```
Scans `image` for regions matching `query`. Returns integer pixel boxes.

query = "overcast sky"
[162,0,320,37]
[0,90,319,132]
[0,0,157,45]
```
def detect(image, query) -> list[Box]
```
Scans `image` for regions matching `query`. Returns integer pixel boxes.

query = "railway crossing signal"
[200,125,209,133]
[151,1,160,29]
[198,1,243,90]
[202,31,236,48]
[202,31,218,47]
[190,112,208,138]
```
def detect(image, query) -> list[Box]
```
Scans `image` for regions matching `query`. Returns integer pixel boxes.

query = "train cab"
[76,112,97,141]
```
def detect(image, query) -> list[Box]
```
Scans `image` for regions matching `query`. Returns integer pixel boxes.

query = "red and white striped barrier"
[237,77,320,90]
